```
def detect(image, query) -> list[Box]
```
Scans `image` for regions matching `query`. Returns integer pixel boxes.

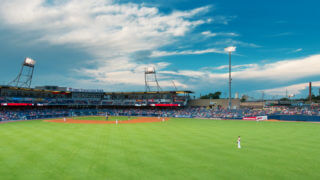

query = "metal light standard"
[9,57,36,88]
[224,46,236,110]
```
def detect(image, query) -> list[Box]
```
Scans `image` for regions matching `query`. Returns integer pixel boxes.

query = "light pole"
[224,46,236,110]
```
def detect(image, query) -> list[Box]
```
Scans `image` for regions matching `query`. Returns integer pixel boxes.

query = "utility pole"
[228,51,232,109]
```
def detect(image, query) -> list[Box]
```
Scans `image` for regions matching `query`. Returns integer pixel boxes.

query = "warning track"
[44,117,169,124]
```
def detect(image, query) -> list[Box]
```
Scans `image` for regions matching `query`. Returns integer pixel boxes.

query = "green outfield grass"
[0,117,320,180]
[71,116,136,121]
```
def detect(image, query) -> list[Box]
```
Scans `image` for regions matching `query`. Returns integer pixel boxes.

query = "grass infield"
[0,117,320,179]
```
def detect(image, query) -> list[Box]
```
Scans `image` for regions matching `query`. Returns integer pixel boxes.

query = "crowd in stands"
[1,106,320,121]
[0,98,102,105]
[0,109,70,121]
[0,98,185,106]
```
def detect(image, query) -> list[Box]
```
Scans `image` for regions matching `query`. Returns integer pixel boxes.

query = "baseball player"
[237,136,241,149]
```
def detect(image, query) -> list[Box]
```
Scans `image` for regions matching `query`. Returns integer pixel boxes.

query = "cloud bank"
[160,54,320,94]
[1,0,319,96]
[0,0,215,90]
[262,81,320,96]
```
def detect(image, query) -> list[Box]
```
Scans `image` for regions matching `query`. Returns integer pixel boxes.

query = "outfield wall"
[268,115,320,122]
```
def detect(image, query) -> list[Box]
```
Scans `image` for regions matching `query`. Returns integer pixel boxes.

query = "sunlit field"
[0,117,319,180]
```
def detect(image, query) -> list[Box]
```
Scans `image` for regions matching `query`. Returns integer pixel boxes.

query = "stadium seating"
[1,106,320,121]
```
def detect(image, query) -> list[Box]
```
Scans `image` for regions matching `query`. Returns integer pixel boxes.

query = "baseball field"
[0,117,320,180]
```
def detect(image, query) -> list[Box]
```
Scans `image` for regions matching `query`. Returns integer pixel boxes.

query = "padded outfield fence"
[25,114,320,122]
[268,115,320,122]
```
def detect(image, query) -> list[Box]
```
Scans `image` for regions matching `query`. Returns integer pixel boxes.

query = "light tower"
[309,82,312,103]
[9,57,36,88]
[145,66,162,92]
[224,46,236,110]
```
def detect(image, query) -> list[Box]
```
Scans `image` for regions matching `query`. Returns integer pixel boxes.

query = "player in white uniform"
[237,136,241,149]
[105,113,108,120]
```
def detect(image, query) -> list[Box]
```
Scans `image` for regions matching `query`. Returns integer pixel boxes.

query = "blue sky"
[0,0,320,99]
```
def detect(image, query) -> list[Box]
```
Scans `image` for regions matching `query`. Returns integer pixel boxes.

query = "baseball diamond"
[1,1,320,179]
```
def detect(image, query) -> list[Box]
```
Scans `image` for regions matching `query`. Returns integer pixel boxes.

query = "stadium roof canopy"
[0,85,71,94]
[104,91,193,95]
[0,86,193,95]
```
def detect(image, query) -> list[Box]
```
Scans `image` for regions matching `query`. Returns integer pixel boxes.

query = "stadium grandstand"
[1,83,320,121]
[1,58,320,122]
[0,85,192,107]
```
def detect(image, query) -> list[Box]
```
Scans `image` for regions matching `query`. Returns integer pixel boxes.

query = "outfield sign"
[150,104,180,107]
[243,116,268,120]
[1,103,34,106]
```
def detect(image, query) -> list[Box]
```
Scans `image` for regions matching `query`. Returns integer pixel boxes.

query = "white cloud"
[150,48,224,57]
[261,81,320,96]
[159,54,320,92]
[213,38,261,48]
[201,31,238,37]
[2,1,318,94]
[207,64,257,70]
[0,0,212,90]
[195,54,320,82]
[207,15,236,25]
[291,48,303,53]
[232,54,320,81]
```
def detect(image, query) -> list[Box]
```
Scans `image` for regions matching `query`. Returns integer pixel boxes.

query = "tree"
[200,91,221,99]
[240,95,248,102]
[280,97,289,101]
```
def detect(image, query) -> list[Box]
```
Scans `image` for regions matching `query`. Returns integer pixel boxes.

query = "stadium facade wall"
[188,99,240,109]
[240,101,265,109]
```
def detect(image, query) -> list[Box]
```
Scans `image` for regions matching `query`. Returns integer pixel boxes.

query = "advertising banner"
[243,116,268,120]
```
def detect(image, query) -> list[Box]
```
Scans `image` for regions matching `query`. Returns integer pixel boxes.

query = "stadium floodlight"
[145,66,161,92]
[224,46,236,52]
[224,46,236,110]
[9,57,36,88]
[146,66,155,74]
[23,57,36,67]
